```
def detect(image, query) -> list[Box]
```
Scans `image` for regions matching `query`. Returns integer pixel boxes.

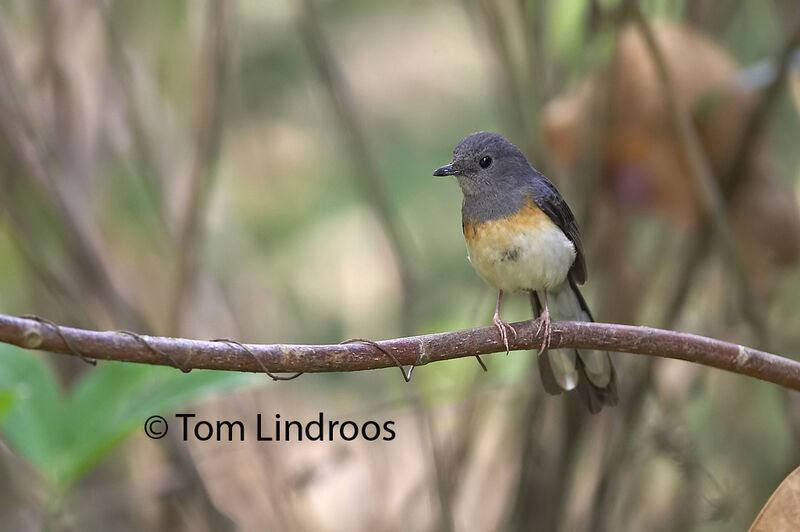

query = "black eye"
[479,156,492,168]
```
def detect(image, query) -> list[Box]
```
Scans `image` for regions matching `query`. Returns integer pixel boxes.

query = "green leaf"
[0,344,256,487]
[0,389,16,423]
[0,346,67,482]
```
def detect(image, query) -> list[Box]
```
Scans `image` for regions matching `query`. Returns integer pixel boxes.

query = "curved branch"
[1,314,799,391]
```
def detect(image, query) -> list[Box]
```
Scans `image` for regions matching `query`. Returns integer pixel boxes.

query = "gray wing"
[529,175,587,284]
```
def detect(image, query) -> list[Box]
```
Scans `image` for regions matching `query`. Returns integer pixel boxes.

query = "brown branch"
[472,0,529,148]
[628,5,769,344]
[663,19,800,332]
[1,313,799,391]
[168,0,229,334]
[0,16,149,332]
[295,0,419,333]
[724,18,800,196]
[100,3,172,238]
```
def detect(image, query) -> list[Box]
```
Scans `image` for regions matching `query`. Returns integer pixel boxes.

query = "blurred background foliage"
[0,0,799,530]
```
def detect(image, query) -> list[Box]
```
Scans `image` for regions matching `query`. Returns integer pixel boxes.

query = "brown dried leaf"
[750,466,800,531]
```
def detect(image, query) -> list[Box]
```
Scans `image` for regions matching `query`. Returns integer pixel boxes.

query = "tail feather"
[530,277,618,413]
[537,347,565,395]
[531,292,568,395]
[576,356,618,414]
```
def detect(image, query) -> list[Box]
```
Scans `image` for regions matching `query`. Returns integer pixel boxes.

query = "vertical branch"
[167,0,230,334]
[472,0,528,145]
[661,232,709,329]
[0,16,149,332]
[100,3,172,239]
[628,3,769,345]
[517,0,555,168]
[657,18,800,335]
[294,0,419,334]
[470,0,549,168]
[724,19,800,195]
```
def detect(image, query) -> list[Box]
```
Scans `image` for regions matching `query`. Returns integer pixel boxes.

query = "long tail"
[530,276,618,414]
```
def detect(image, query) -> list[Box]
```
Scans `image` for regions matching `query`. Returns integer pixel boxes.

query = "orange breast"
[462,201,552,245]
[462,200,575,291]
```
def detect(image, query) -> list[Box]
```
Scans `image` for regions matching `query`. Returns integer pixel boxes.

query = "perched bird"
[434,132,618,413]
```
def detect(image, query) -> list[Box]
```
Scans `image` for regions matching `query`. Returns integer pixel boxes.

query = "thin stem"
[295,0,419,334]
[168,0,229,334]
[629,4,769,344]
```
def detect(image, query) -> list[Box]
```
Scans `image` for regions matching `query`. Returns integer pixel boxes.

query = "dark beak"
[433,164,460,177]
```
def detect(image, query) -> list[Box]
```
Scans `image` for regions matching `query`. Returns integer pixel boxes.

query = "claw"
[535,307,551,356]
[491,290,517,355]
[493,314,517,356]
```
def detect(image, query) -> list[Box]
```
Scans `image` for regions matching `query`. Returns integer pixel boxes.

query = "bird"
[434,132,618,413]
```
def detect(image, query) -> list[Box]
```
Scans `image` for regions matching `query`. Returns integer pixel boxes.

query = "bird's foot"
[492,314,517,356]
[534,309,551,356]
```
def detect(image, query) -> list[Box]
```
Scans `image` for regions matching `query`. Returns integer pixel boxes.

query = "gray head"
[433,132,533,198]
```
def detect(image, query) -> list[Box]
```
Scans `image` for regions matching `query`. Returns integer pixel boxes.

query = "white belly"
[465,217,576,292]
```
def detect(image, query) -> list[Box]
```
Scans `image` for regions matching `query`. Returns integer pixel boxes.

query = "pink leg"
[492,290,517,355]
[535,289,552,355]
